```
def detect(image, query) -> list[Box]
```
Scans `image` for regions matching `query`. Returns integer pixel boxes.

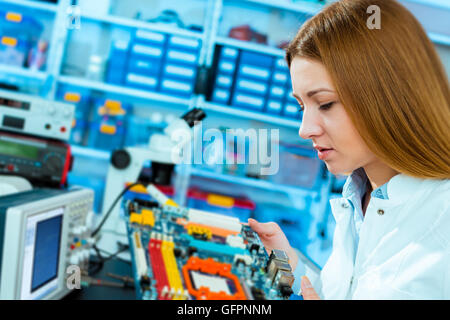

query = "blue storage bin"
[88,119,126,151]
[285,88,297,103]
[69,118,88,145]
[239,51,274,68]
[106,66,126,85]
[283,88,300,117]
[133,29,166,46]
[268,84,285,100]
[0,36,30,67]
[167,35,200,52]
[0,10,43,42]
[212,87,230,104]
[274,57,289,72]
[219,46,239,60]
[266,99,283,115]
[125,72,158,91]
[56,85,92,120]
[217,59,236,74]
[159,77,194,97]
[215,74,233,89]
[93,98,131,116]
[283,103,300,118]
[162,63,197,81]
[237,64,271,81]
[272,70,289,85]
[231,91,266,111]
[129,42,165,61]
[216,46,238,77]
[106,40,130,85]
[127,55,162,76]
[235,77,268,96]
[165,48,198,65]
[109,40,129,64]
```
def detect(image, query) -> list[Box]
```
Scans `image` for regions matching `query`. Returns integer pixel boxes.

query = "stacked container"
[106,28,200,98]
[0,10,43,67]
[57,85,92,145]
[88,98,131,150]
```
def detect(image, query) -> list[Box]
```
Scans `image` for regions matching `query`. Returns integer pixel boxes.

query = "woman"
[249,0,450,299]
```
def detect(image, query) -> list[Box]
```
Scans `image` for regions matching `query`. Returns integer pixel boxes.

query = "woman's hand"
[247,218,298,270]
[301,276,321,300]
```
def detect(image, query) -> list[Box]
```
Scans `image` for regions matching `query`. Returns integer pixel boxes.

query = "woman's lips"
[317,148,334,160]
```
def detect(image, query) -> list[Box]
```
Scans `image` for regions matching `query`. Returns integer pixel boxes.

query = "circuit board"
[122,190,295,300]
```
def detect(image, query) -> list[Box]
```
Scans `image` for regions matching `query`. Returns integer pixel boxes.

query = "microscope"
[97,108,206,253]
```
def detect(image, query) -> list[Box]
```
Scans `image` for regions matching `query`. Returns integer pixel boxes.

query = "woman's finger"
[301,276,321,300]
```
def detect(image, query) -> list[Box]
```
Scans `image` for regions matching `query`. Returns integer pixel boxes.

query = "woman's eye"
[319,102,334,110]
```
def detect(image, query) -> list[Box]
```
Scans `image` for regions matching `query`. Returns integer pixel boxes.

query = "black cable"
[92,182,142,237]
[88,243,130,275]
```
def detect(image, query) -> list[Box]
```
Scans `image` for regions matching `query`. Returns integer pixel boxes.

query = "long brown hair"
[286,0,450,179]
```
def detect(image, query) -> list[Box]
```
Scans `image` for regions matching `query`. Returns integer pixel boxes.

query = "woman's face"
[290,57,378,175]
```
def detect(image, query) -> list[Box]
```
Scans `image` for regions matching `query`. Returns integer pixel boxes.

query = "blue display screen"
[31,214,63,292]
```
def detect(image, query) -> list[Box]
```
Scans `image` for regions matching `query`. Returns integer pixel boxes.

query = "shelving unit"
[215,36,285,57]
[201,101,301,128]
[242,0,323,15]
[189,166,320,197]
[0,65,48,82]
[0,0,58,12]
[2,0,446,126]
[80,13,204,40]
[57,76,193,107]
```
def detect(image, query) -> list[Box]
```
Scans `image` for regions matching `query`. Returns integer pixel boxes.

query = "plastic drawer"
[88,120,126,151]
[239,50,274,68]
[266,99,283,115]
[133,29,166,46]
[125,72,159,91]
[159,77,195,97]
[212,87,230,104]
[161,63,197,81]
[234,77,269,96]
[231,91,266,111]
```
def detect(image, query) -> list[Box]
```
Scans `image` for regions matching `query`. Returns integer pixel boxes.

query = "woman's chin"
[324,162,352,176]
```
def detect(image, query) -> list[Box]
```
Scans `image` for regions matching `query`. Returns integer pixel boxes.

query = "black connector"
[280,285,294,298]
[181,108,206,128]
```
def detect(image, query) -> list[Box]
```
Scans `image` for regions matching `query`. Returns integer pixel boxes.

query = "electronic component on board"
[122,184,295,300]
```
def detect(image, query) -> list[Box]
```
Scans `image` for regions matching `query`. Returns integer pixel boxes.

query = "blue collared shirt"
[292,168,389,294]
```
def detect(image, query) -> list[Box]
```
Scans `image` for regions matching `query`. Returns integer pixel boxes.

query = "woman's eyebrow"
[292,88,334,101]
[306,88,334,97]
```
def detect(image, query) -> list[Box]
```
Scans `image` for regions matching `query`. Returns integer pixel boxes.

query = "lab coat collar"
[340,167,426,207]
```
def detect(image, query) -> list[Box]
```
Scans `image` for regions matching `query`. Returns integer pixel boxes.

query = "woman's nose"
[299,110,323,140]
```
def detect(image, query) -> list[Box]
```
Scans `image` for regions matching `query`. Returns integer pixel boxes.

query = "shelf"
[215,36,285,57]
[403,0,450,10]
[190,166,318,196]
[57,76,192,106]
[0,64,48,82]
[70,145,111,161]
[81,13,204,40]
[0,0,58,12]
[202,101,301,129]
[242,0,323,15]
[428,32,450,47]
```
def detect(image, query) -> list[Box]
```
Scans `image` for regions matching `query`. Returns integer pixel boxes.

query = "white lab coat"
[304,173,450,299]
